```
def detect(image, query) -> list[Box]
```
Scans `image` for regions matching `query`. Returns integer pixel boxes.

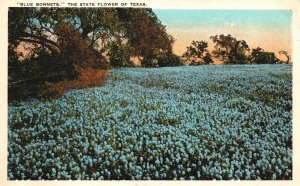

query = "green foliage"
[142,58,159,68]
[251,47,279,64]
[8,22,109,102]
[55,23,109,70]
[202,53,214,64]
[108,43,135,68]
[183,40,213,65]
[124,9,175,67]
[8,7,176,101]
[156,53,185,67]
[8,48,67,102]
[183,41,213,66]
[8,8,29,47]
[210,34,250,64]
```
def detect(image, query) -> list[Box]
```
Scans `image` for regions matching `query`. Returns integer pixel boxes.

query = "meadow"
[8,64,292,180]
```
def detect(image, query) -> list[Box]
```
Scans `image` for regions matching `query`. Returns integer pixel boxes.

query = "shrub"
[42,68,107,99]
[156,53,185,67]
[8,47,73,102]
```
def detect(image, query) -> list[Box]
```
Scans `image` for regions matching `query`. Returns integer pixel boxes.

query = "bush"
[41,68,107,99]
[8,47,73,102]
[156,53,185,67]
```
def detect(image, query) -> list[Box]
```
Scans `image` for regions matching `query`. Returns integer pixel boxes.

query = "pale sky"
[153,10,292,59]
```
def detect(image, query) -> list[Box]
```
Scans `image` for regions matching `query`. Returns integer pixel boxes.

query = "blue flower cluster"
[8,64,292,180]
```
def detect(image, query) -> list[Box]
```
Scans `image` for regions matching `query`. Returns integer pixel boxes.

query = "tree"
[123,9,175,67]
[251,47,279,64]
[279,51,291,64]
[210,34,250,64]
[8,7,176,101]
[9,7,175,68]
[8,8,123,57]
[107,42,135,67]
[182,40,213,65]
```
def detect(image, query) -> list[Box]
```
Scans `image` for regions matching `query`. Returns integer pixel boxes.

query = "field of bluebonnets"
[8,64,292,180]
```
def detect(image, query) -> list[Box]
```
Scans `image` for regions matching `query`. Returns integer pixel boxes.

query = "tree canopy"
[182,40,213,65]
[251,47,279,64]
[210,34,250,64]
[8,7,177,101]
[9,7,175,66]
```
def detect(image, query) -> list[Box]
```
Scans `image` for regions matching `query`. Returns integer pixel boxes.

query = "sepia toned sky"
[153,10,292,58]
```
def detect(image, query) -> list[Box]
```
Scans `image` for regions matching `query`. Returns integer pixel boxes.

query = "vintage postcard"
[1,0,299,185]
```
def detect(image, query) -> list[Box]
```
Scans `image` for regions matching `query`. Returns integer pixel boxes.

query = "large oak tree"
[8,7,175,101]
[8,7,174,66]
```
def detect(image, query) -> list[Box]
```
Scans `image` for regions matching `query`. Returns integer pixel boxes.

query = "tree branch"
[21,32,59,48]
[18,37,59,54]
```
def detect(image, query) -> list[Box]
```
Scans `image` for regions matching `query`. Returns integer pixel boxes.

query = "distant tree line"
[183,34,291,65]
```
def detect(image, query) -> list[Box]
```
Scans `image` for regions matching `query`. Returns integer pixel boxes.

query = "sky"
[153,10,292,59]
